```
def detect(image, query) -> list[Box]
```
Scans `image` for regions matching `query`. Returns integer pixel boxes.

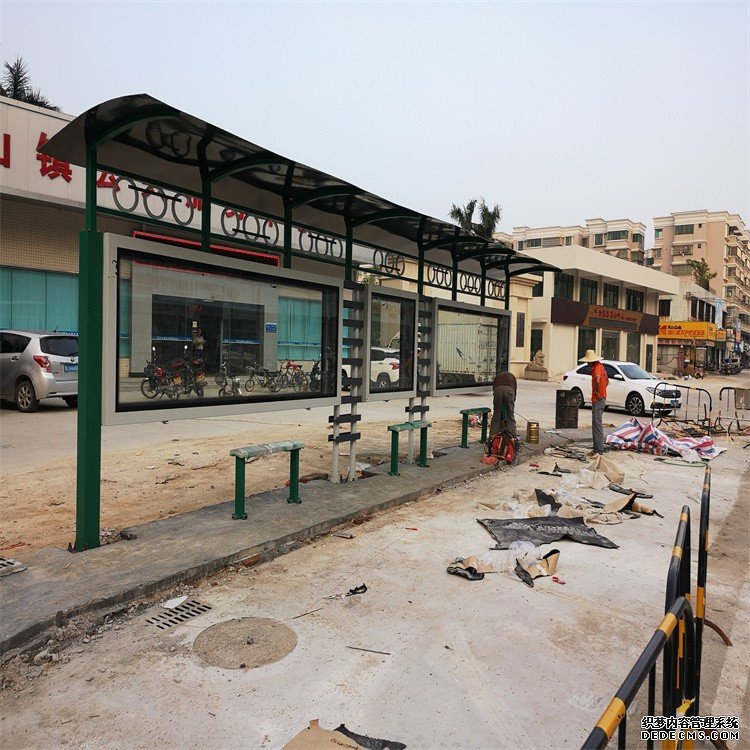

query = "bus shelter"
[41,93,557,550]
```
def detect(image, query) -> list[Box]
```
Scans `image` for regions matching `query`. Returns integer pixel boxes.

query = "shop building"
[517,244,679,377]
[657,280,723,374]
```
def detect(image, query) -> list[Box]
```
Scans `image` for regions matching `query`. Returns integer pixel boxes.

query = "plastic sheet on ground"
[606,417,725,459]
[478,516,619,549]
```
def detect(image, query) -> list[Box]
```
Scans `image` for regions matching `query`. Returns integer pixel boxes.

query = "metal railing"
[713,387,750,438]
[652,382,713,435]
[582,466,730,749]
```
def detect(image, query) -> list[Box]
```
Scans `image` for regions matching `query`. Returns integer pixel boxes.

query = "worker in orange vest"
[579,349,608,457]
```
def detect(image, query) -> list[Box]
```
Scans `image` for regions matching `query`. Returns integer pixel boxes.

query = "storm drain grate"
[146,599,212,630]
[0,557,26,578]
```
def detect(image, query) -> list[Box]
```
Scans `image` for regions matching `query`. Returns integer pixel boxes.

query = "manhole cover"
[193,617,297,669]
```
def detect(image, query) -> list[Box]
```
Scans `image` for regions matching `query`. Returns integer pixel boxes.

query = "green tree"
[449,197,502,239]
[685,258,717,291]
[1,56,60,111]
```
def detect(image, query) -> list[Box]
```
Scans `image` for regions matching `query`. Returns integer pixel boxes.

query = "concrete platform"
[0,431,581,660]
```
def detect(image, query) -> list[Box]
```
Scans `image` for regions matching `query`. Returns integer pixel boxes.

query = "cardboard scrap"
[514,549,560,588]
[588,454,625,484]
[446,555,493,580]
[283,720,362,749]
[283,721,405,750]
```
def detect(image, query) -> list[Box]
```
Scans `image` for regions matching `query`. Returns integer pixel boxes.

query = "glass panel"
[579,278,598,304]
[601,330,619,361]
[368,293,415,393]
[10,269,46,330]
[436,305,509,389]
[619,363,652,380]
[603,283,619,308]
[626,332,641,364]
[554,272,574,299]
[45,273,78,333]
[577,327,597,360]
[116,248,339,411]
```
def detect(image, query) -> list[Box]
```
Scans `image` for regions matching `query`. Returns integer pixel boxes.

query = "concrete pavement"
[0,431,574,660]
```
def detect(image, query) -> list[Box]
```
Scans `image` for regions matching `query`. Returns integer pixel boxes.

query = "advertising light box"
[431,298,510,395]
[102,234,342,425]
[362,286,418,401]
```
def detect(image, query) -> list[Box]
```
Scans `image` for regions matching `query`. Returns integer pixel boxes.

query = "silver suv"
[0,330,78,412]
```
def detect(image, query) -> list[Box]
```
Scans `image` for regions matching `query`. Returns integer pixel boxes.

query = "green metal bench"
[387,420,431,476]
[459,407,491,448]
[229,440,304,518]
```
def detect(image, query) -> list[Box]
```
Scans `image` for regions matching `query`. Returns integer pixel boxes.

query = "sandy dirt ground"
[0,416,467,559]
[1,445,748,749]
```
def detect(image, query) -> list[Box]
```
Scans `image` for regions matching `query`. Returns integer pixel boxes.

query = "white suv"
[562,360,682,416]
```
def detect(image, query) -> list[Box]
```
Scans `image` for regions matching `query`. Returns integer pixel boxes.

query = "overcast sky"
[3,1,748,242]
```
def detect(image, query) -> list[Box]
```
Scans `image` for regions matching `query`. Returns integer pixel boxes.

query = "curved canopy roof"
[41,93,557,280]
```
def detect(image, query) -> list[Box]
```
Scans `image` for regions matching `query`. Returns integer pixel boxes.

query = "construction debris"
[446,556,493,581]
[478,516,619,549]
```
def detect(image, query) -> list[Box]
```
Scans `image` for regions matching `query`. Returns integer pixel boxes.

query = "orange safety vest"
[591,362,608,403]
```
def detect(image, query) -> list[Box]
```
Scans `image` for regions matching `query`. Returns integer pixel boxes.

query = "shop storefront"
[657,321,719,374]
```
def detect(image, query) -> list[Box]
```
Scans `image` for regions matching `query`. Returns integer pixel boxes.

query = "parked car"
[342,347,401,391]
[562,360,682,416]
[0,330,78,412]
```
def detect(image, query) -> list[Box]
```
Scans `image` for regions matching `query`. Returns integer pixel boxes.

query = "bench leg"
[481,412,488,443]
[288,449,301,504]
[418,426,429,468]
[389,431,400,476]
[232,456,247,520]
[460,413,469,449]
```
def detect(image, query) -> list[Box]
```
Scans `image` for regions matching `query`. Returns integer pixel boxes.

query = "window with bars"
[654,228,663,239]
[553,272,574,299]
[565,236,572,246]
[593,233,604,246]
[625,288,644,312]
[603,283,619,308]
[579,277,598,304]
[525,238,542,248]
[607,230,629,241]
[541,237,562,247]
[658,299,671,317]
[675,224,694,235]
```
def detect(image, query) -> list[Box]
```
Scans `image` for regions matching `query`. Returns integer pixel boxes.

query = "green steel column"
[75,146,103,551]
[481,412,488,443]
[201,181,211,253]
[389,431,400,476]
[288,449,301,503]
[480,267,486,306]
[418,426,429,468]
[283,205,293,269]
[505,269,511,311]
[460,413,469,449]
[452,258,458,301]
[232,457,247,519]
[417,243,425,297]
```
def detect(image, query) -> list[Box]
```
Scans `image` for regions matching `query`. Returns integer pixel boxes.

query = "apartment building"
[651,210,749,354]
[507,218,646,265]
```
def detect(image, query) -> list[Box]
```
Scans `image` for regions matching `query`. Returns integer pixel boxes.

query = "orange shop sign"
[658,322,716,340]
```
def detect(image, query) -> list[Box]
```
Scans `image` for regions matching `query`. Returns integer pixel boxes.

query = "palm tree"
[686,258,717,291]
[449,197,502,239]
[1,56,59,111]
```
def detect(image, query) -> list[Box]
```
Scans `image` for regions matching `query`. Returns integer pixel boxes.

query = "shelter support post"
[232,457,247,519]
[452,257,458,301]
[75,145,103,550]
[288,448,301,503]
[201,181,211,253]
[283,205,293,269]
[480,265,486,306]
[418,424,430,468]
[504,269,511,311]
[407,397,415,464]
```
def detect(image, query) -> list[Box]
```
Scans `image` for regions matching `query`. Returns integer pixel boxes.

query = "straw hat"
[578,349,601,363]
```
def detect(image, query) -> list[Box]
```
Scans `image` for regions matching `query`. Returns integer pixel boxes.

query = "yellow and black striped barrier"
[582,596,696,750]
[581,465,722,749]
